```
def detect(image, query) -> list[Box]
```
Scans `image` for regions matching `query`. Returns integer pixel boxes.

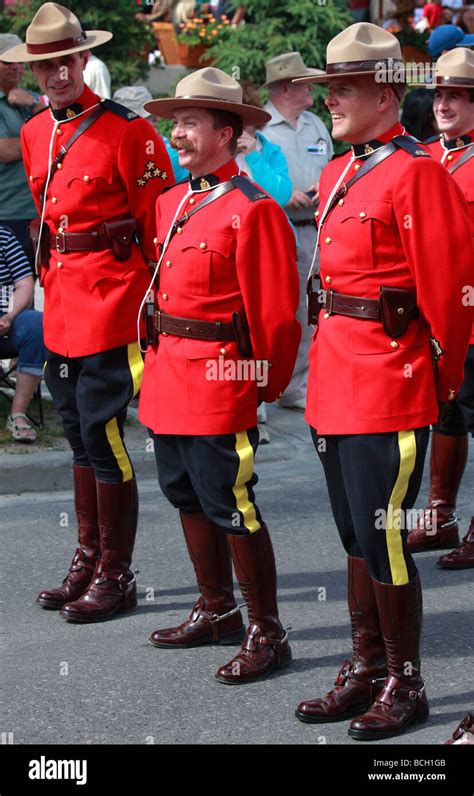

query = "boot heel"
[277,647,293,669]
[414,702,429,725]
[120,589,137,613]
[219,626,245,645]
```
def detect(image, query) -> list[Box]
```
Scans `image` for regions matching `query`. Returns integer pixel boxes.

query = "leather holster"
[102,217,137,262]
[28,218,51,280]
[380,285,419,339]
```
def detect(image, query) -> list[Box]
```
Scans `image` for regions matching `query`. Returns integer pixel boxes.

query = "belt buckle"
[55,231,66,253]
[325,289,334,316]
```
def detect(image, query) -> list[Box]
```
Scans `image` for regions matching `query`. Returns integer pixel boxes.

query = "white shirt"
[84,54,112,100]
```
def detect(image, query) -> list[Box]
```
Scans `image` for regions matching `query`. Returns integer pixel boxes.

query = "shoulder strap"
[449,144,474,175]
[231,174,268,201]
[100,98,140,121]
[40,103,107,200]
[167,179,237,244]
[392,135,431,158]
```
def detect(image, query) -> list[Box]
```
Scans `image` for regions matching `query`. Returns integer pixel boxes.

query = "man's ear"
[81,50,90,70]
[217,125,233,150]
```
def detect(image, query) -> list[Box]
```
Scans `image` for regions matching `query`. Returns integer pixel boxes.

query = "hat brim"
[294,69,387,84]
[263,68,324,87]
[143,97,271,126]
[425,78,474,89]
[1,30,112,63]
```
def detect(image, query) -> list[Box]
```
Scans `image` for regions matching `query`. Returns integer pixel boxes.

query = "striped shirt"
[0,225,32,312]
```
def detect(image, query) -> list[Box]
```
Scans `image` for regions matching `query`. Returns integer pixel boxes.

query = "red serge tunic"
[427,131,474,345]
[305,123,473,435]
[21,85,173,357]
[138,159,301,435]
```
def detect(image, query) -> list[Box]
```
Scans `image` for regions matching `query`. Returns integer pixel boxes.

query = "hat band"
[435,75,474,87]
[26,31,87,55]
[176,94,242,105]
[326,59,404,75]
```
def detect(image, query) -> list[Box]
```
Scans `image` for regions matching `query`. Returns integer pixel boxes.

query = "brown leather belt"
[322,289,381,320]
[50,230,110,253]
[154,310,236,342]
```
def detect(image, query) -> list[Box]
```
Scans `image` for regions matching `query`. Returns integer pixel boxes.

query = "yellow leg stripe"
[105,417,133,482]
[232,431,261,534]
[128,341,144,398]
[386,430,416,585]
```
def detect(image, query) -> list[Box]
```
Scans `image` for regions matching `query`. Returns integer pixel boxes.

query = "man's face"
[30,52,87,108]
[433,87,474,139]
[284,81,314,114]
[171,108,232,175]
[0,60,24,93]
[325,76,385,143]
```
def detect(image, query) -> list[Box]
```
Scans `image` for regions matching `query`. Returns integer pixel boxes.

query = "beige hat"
[263,52,324,87]
[0,34,22,57]
[113,86,153,118]
[293,23,404,84]
[432,47,474,88]
[1,2,112,63]
[144,67,271,126]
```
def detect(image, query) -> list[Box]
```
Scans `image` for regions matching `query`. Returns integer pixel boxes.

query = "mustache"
[170,137,196,152]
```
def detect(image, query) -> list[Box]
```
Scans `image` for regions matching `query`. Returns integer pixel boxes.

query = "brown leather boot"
[437,518,474,570]
[37,465,100,609]
[295,556,387,723]
[348,574,429,741]
[446,713,474,744]
[149,511,244,648]
[60,477,138,622]
[215,525,292,685]
[407,433,467,553]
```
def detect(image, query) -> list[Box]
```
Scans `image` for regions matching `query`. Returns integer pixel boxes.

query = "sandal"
[6,413,37,443]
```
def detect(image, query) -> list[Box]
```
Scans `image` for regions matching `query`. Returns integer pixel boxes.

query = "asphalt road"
[1,406,473,746]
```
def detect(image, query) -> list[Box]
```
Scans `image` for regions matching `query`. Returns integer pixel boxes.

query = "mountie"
[28,757,87,786]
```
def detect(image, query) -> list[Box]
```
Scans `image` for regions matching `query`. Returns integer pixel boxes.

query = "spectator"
[262,52,333,412]
[201,1,247,25]
[0,34,43,267]
[348,0,371,23]
[135,0,174,23]
[0,225,44,443]
[423,0,444,28]
[456,3,474,32]
[427,22,474,55]
[401,88,438,139]
[112,85,187,182]
[81,23,112,99]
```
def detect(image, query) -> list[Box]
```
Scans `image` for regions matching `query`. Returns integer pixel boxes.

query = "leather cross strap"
[166,178,238,245]
[50,229,109,253]
[40,103,106,201]
[448,144,474,174]
[154,310,235,341]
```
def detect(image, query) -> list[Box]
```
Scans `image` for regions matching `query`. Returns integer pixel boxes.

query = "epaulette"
[162,179,188,194]
[24,104,48,123]
[331,149,350,160]
[393,136,431,158]
[101,98,140,121]
[423,134,440,144]
[231,174,267,201]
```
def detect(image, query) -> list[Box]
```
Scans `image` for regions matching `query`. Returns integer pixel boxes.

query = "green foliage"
[0,0,152,91]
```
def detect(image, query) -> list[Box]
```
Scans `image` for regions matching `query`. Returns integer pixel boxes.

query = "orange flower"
[199,30,206,36]
[211,29,218,35]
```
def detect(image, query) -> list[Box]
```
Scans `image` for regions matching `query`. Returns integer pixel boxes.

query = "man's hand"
[7,88,36,109]
[306,182,320,206]
[236,129,257,156]
[286,189,314,210]
[0,314,12,336]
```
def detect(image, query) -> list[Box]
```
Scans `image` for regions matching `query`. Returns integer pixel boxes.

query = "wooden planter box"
[177,42,213,68]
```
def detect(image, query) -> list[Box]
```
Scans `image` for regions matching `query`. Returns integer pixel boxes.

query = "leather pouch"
[380,285,418,338]
[102,217,137,261]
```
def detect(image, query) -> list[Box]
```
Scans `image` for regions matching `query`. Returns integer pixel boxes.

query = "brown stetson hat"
[430,47,474,89]
[1,2,112,63]
[263,52,324,87]
[144,67,271,126]
[293,22,404,84]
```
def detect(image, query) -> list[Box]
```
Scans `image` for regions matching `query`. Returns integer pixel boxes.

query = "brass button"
[56,128,63,135]
[324,236,332,244]
[220,347,227,356]
[447,154,453,161]
[57,163,62,170]
[57,261,63,269]
[58,226,63,234]
[83,175,90,182]
[200,242,206,250]
[165,260,172,268]
[448,389,455,400]
[338,198,344,206]
[51,197,57,204]
[397,307,405,315]
[162,293,168,301]
[323,312,330,319]
[325,275,332,284]
[29,175,33,181]
[354,163,361,171]
[315,210,320,217]
[189,197,196,205]
[359,211,367,219]
[390,340,399,349]
[177,227,183,234]
[153,237,158,244]
[161,332,168,337]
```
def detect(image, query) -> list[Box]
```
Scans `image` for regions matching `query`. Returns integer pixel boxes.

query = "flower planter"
[177,42,213,68]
